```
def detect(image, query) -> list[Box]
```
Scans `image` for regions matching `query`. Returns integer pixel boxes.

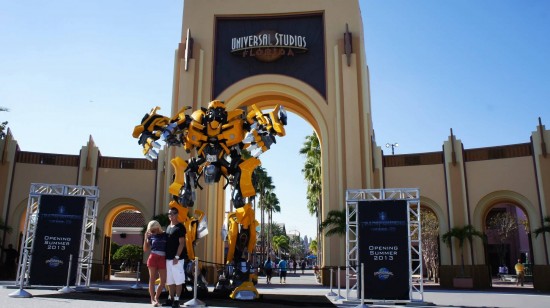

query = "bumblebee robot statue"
[132,100,287,300]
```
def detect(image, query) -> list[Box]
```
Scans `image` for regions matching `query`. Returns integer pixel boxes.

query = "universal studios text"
[230,32,308,57]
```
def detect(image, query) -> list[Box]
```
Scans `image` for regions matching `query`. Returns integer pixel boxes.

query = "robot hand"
[161,122,181,146]
[132,106,172,161]
[137,131,162,161]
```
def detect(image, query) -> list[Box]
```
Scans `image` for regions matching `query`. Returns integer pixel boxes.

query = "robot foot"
[229,281,259,301]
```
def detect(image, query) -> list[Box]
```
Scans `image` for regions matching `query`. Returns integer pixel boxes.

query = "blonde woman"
[144,220,167,307]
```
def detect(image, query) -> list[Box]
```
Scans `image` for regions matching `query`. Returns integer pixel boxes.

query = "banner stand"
[130,262,143,290]
[8,250,33,298]
[326,267,336,297]
[354,263,367,308]
[334,267,344,301]
[15,184,99,289]
[59,254,75,293]
[345,189,423,303]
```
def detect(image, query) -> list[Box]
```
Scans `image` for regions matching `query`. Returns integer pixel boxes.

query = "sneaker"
[162,299,172,307]
[172,300,179,308]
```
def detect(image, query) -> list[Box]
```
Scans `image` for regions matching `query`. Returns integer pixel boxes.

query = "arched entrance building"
[168,0,378,269]
[1,0,550,289]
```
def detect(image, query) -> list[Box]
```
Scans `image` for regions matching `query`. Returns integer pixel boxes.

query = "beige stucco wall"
[8,163,78,233]
[96,168,156,217]
[384,164,447,209]
[466,157,538,206]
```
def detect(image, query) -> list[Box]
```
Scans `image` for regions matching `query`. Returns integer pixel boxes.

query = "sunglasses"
[168,212,177,216]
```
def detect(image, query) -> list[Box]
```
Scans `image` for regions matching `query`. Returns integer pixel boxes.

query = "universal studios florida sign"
[231,30,308,62]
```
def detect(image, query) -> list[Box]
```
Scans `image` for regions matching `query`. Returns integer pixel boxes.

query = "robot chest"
[206,124,244,145]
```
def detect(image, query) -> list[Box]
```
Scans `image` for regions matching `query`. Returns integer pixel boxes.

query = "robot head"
[206,100,227,129]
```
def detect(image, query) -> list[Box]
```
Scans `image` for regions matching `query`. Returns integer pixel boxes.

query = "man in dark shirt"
[165,207,186,308]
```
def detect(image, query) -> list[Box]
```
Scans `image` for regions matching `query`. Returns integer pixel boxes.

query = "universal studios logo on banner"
[358,200,410,300]
[230,30,308,62]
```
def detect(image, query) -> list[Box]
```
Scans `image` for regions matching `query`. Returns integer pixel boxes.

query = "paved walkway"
[1,270,549,307]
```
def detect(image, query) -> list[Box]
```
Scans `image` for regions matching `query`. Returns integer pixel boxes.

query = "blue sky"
[1,1,549,240]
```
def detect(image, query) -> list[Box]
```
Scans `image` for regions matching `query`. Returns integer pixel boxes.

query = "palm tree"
[272,234,289,258]
[253,166,274,262]
[309,239,318,255]
[300,132,322,263]
[268,221,284,237]
[320,209,347,237]
[0,217,12,233]
[263,190,280,256]
[0,218,12,251]
[441,224,485,277]
[533,216,550,238]
[299,133,321,216]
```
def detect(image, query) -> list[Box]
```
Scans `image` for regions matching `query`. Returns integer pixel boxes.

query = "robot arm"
[169,201,208,261]
[134,106,202,206]
[132,106,193,160]
[244,104,287,157]
[132,107,170,160]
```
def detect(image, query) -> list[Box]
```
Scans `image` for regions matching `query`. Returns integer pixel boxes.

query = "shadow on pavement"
[34,288,337,307]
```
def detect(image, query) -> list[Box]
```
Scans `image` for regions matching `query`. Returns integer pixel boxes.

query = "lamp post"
[385,142,399,155]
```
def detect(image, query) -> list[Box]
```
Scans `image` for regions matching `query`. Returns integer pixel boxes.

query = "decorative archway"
[94,198,149,278]
[419,197,444,282]
[98,198,149,236]
[419,197,446,233]
[188,76,338,266]
[473,191,542,264]
[484,203,529,276]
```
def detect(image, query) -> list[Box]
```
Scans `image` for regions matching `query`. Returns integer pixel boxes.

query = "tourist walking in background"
[515,258,525,287]
[278,257,288,284]
[264,257,273,284]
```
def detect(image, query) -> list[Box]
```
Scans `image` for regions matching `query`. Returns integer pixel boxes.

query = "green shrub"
[112,244,142,265]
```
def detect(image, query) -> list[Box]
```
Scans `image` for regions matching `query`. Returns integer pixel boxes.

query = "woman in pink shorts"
[144,220,168,307]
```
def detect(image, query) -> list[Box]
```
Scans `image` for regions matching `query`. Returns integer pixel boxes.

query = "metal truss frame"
[345,188,423,302]
[16,183,100,287]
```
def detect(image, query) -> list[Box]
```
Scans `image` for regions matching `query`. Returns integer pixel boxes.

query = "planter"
[440,265,491,289]
[533,265,550,292]
[453,277,474,288]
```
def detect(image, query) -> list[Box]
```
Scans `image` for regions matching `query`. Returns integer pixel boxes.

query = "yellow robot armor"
[208,99,226,109]
[243,104,287,157]
[132,106,172,160]
[132,101,287,301]
[205,100,228,134]
[219,111,245,148]
[225,203,257,263]
[169,201,208,261]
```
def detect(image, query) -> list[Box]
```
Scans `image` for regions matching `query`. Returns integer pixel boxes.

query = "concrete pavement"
[2,270,549,307]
